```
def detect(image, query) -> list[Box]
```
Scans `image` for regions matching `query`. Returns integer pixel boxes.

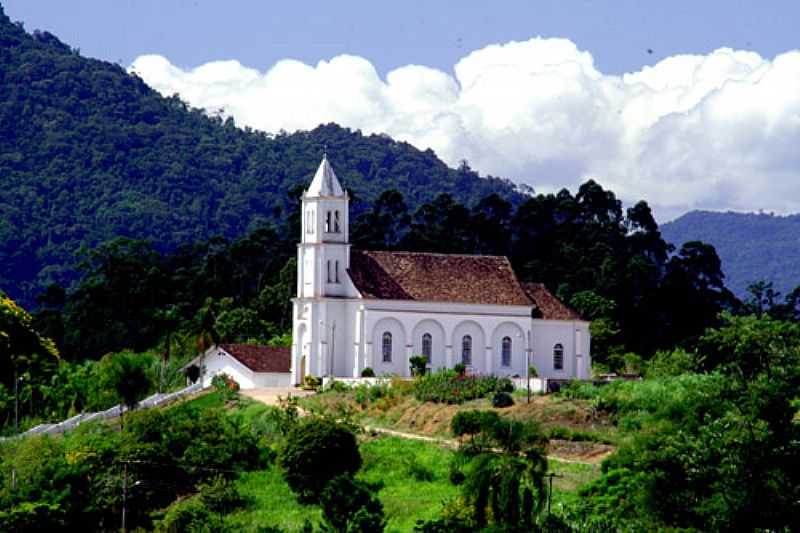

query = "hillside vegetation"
[661,210,800,298]
[0,4,516,306]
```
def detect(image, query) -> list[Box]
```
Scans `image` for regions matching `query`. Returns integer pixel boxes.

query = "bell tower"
[296,154,350,298]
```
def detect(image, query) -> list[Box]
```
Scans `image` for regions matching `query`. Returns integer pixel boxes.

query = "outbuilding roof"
[219,344,291,373]
[348,250,532,306]
[521,283,583,321]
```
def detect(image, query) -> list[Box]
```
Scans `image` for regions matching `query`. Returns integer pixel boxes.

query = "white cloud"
[129,38,800,220]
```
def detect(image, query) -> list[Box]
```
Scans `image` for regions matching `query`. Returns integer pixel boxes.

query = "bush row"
[414,370,514,404]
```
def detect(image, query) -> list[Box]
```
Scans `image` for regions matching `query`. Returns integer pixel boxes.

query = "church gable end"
[521,283,582,321]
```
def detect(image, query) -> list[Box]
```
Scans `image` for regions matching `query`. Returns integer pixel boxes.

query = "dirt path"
[239,387,315,406]
[363,425,602,465]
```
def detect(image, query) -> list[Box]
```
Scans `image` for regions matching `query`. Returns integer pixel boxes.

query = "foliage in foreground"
[278,417,362,503]
[569,314,800,531]
[0,392,265,531]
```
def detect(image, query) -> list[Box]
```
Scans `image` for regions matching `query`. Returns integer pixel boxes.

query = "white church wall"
[361,302,533,378]
[451,320,487,372]
[489,321,527,377]
[370,316,407,376]
[530,320,590,379]
[411,318,447,370]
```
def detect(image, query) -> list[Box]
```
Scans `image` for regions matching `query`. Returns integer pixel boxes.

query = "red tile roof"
[348,250,532,306]
[220,344,291,373]
[521,283,582,321]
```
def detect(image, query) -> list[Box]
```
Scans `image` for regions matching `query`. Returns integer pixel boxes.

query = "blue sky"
[5,1,800,219]
[5,1,796,75]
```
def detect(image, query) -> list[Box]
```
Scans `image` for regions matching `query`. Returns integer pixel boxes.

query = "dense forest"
[0,5,517,308]
[662,210,800,298]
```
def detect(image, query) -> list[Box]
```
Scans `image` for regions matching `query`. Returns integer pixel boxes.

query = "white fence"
[4,382,204,441]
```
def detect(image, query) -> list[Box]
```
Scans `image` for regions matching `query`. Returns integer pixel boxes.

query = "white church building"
[290,156,591,384]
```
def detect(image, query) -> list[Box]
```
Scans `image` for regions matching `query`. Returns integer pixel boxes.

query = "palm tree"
[451,410,548,529]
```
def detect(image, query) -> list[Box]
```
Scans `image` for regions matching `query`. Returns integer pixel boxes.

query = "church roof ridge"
[306,154,345,197]
[357,249,511,261]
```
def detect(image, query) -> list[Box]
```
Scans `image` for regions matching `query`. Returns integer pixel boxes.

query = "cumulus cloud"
[130,38,800,219]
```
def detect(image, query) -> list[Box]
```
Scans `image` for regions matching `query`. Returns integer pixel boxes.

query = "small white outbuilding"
[186,344,291,389]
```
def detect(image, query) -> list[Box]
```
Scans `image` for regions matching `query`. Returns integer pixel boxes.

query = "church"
[290,156,591,384]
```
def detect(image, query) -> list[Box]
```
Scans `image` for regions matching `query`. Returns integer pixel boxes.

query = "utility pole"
[14,373,23,435]
[122,461,128,533]
[526,330,532,403]
[544,472,563,514]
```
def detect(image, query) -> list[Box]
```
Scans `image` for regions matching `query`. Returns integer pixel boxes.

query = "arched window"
[422,333,432,363]
[382,332,392,362]
[325,211,332,232]
[306,211,313,233]
[462,335,472,365]
[335,260,340,283]
[334,210,341,233]
[502,337,512,367]
[553,343,564,370]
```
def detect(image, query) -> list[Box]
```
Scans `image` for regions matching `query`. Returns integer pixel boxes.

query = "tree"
[450,411,548,529]
[279,417,362,503]
[581,315,800,531]
[108,352,151,428]
[319,474,385,532]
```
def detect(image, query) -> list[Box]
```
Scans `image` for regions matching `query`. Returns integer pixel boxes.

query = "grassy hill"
[0,4,518,306]
[661,210,800,298]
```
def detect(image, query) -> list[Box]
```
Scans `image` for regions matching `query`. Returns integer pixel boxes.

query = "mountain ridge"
[661,210,800,298]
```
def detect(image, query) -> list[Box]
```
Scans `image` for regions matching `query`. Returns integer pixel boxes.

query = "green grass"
[358,436,459,532]
[547,459,602,509]
[179,389,226,411]
[223,434,601,532]
[226,466,322,532]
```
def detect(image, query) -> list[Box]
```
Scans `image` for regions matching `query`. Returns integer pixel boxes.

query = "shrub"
[211,373,240,400]
[361,367,376,377]
[319,474,385,533]
[453,363,467,376]
[491,391,514,408]
[198,476,243,514]
[352,382,394,408]
[409,355,428,376]
[528,365,539,378]
[303,375,322,390]
[403,456,435,482]
[558,380,600,400]
[278,417,362,503]
[414,370,515,404]
[324,379,350,393]
[153,496,224,533]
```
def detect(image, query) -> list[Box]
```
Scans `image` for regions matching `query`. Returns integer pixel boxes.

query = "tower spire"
[306,153,344,197]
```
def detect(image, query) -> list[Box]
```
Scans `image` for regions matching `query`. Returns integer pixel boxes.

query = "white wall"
[252,372,292,388]
[530,320,591,379]
[200,348,256,389]
[292,296,591,381]
[199,348,290,389]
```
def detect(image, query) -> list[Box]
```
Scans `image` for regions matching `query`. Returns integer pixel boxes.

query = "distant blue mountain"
[661,211,800,298]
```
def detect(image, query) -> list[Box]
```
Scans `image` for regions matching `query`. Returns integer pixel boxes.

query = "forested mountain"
[661,210,800,298]
[0,5,517,306]
[2,3,762,369]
